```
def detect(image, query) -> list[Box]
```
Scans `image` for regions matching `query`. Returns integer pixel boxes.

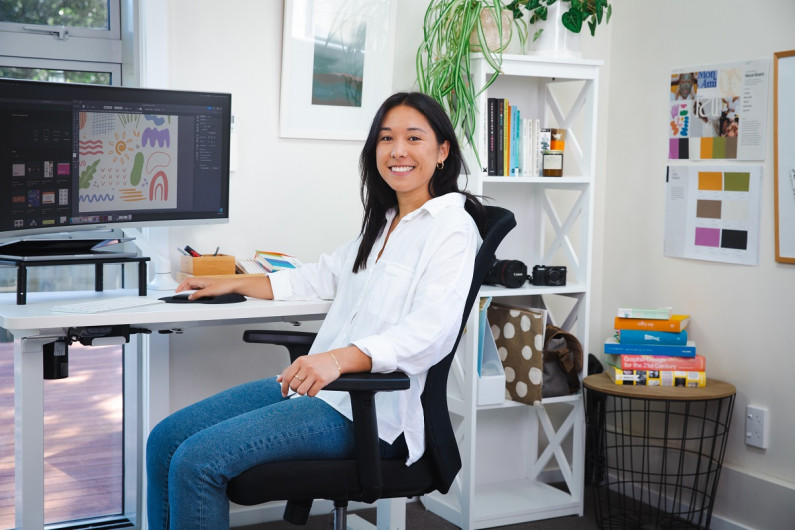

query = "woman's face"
[678,74,694,97]
[375,104,449,206]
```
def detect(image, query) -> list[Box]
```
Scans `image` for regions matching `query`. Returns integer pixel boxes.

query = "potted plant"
[506,0,612,41]
[416,1,526,161]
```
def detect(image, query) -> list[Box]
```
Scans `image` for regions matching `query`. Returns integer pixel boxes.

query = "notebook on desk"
[0,237,137,261]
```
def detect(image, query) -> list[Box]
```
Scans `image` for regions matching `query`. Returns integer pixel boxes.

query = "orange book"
[614,314,690,333]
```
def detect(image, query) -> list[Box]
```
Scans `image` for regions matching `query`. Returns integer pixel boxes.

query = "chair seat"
[227,456,436,506]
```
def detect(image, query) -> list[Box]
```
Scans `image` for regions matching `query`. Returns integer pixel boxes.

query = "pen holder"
[180,254,236,276]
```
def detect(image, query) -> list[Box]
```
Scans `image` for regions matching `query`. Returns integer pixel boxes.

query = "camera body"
[485,259,527,288]
[532,265,567,286]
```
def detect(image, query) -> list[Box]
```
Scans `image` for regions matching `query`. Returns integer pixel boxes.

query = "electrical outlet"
[745,405,769,449]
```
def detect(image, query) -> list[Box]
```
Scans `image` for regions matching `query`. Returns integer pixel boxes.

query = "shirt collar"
[387,192,465,224]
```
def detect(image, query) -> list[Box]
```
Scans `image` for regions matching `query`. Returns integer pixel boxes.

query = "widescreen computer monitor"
[0,78,231,256]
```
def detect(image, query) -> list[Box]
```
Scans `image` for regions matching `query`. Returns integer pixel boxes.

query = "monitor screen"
[0,78,231,240]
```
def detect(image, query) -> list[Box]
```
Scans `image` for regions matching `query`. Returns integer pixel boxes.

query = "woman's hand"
[175,277,233,299]
[175,275,274,300]
[277,345,372,397]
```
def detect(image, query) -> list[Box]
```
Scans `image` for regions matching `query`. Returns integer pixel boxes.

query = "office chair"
[227,205,516,529]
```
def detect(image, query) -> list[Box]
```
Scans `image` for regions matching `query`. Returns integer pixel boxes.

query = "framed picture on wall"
[774,50,795,263]
[279,0,396,141]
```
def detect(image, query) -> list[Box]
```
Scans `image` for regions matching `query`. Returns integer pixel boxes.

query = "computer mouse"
[160,293,247,304]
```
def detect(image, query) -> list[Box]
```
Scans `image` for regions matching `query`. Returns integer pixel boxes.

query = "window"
[0,1,121,64]
[0,1,136,527]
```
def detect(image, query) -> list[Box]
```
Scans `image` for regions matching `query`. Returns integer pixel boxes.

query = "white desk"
[0,288,331,529]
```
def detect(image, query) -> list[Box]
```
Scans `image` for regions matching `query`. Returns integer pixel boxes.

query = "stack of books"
[254,251,302,273]
[604,307,706,387]
[234,251,303,275]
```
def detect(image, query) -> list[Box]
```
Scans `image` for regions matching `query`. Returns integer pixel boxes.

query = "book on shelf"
[532,118,541,176]
[487,98,497,176]
[521,118,534,176]
[504,101,511,176]
[496,99,505,176]
[615,328,688,345]
[617,306,672,319]
[604,337,696,358]
[614,314,690,332]
[511,105,520,176]
[605,353,706,372]
[605,362,707,387]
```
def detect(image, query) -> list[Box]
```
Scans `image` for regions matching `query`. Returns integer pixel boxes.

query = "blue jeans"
[146,377,407,529]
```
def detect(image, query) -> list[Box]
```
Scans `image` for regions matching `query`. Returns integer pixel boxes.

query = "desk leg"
[14,337,46,529]
[139,333,170,530]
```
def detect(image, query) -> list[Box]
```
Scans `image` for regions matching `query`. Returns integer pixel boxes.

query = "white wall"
[601,1,795,527]
[152,0,795,527]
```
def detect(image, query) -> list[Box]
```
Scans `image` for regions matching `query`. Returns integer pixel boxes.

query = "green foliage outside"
[0,66,110,84]
[0,0,108,29]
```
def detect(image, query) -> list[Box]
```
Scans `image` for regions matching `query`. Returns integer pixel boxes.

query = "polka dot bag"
[487,303,547,405]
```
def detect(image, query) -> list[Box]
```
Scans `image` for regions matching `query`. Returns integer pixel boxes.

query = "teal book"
[604,337,696,358]
[615,329,687,345]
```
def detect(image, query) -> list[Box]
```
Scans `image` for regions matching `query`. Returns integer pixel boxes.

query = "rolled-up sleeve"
[270,238,359,301]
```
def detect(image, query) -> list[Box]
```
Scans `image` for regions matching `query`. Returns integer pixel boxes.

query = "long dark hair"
[353,92,485,272]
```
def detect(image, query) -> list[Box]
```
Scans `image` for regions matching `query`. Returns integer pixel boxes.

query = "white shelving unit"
[422,54,602,529]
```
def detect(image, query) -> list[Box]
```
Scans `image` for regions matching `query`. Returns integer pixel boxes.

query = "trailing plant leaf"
[417,0,518,165]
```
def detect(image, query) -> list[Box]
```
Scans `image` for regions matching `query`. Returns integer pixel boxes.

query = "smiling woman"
[146,92,486,529]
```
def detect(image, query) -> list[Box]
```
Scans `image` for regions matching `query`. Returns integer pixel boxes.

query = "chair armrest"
[243,329,316,361]
[243,329,410,391]
[325,371,409,392]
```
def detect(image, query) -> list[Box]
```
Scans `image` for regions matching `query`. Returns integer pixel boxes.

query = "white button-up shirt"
[270,192,479,464]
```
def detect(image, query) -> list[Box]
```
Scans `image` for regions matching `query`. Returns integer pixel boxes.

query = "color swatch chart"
[664,165,762,266]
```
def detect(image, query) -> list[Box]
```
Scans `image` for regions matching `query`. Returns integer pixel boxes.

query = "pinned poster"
[664,165,762,266]
[668,58,769,161]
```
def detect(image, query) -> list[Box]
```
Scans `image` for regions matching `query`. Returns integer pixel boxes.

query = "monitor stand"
[123,227,180,291]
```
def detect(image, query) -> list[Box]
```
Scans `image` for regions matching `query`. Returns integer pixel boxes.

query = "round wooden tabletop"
[583,372,736,401]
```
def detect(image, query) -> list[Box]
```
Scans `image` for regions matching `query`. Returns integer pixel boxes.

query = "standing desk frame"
[1,289,332,529]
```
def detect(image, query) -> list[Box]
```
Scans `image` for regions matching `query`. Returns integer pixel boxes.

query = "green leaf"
[561,9,583,33]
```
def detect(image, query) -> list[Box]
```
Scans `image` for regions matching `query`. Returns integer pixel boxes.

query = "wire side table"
[584,373,735,529]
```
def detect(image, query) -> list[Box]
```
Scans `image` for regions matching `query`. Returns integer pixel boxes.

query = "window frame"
[0,0,123,71]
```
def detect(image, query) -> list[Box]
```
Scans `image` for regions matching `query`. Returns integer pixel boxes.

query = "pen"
[184,245,201,257]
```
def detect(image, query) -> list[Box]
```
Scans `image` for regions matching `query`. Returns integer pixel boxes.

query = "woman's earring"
[436,161,445,170]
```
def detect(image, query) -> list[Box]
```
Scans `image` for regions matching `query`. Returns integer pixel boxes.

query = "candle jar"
[542,150,564,177]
